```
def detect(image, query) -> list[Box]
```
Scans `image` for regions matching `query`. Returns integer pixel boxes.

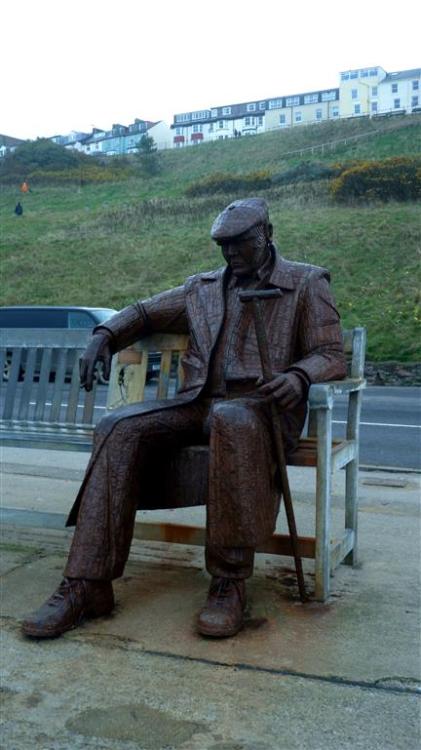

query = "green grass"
[1,115,420,362]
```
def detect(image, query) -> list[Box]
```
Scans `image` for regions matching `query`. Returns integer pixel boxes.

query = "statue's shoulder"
[184,266,225,292]
[275,254,330,285]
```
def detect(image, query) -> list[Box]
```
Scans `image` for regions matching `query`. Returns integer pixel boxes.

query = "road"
[1,384,420,470]
[331,386,420,470]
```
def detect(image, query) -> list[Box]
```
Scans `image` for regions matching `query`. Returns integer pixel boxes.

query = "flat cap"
[210,197,269,240]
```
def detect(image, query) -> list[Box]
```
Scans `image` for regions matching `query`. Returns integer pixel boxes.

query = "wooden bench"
[0,326,366,601]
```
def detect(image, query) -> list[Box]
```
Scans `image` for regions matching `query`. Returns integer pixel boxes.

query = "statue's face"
[218,224,271,278]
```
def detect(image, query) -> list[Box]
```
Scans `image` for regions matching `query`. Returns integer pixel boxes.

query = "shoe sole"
[197,620,244,638]
[22,602,114,639]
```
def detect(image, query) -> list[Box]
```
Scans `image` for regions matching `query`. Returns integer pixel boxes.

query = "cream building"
[171,65,420,147]
[339,66,420,118]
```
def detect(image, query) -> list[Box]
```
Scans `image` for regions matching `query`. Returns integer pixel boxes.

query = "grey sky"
[2,0,420,140]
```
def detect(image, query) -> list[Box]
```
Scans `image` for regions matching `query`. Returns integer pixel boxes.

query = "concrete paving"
[1,447,420,750]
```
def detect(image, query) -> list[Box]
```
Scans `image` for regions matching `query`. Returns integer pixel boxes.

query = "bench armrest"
[308,378,366,409]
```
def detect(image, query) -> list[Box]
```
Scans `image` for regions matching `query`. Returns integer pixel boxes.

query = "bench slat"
[3,349,23,420]
[65,350,82,423]
[18,348,37,420]
[0,351,6,388]
[34,348,53,421]
[157,350,172,399]
[50,349,69,422]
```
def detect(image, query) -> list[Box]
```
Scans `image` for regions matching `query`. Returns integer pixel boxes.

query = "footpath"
[1,446,420,750]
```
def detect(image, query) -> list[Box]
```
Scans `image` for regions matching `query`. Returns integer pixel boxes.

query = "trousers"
[65,395,279,582]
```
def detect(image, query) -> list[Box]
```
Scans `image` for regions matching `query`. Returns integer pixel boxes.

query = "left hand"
[258,372,305,409]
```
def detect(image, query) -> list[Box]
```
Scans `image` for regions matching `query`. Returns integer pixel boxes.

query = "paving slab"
[1,448,420,749]
[1,617,420,750]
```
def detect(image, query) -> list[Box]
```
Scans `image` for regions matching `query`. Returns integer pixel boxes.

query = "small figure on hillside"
[21,198,346,641]
[14,202,23,216]
[20,181,30,193]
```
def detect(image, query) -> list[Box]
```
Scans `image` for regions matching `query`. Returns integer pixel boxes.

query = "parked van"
[0,306,117,330]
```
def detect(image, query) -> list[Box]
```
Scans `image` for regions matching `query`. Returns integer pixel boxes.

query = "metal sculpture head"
[211,198,273,277]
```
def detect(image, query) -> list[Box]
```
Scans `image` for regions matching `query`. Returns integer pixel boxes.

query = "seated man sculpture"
[22,198,346,640]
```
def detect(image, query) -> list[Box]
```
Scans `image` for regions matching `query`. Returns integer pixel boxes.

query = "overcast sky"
[1,0,420,140]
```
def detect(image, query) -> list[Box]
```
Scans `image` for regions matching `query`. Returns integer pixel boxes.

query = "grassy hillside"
[1,115,420,362]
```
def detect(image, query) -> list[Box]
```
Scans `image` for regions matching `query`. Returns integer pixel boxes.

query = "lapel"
[185,266,226,355]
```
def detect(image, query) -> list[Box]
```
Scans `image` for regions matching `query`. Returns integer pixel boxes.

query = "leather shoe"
[22,578,114,638]
[197,577,246,638]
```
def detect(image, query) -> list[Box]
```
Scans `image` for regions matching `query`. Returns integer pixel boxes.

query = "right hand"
[79,333,113,391]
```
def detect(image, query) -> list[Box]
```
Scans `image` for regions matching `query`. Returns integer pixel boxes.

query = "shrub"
[185,170,272,197]
[272,161,340,186]
[330,157,421,202]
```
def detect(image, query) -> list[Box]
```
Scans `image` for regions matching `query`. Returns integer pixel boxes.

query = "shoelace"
[209,578,236,604]
[49,578,78,603]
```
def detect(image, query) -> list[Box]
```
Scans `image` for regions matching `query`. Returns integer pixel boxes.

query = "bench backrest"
[1,326,366,429]
[106,327,366,409]
[1,329,95,426]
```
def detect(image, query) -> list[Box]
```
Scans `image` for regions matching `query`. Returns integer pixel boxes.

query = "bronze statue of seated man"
[22,197,346,639]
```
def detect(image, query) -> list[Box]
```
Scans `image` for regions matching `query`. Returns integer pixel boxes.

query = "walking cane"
[239,289,307,602]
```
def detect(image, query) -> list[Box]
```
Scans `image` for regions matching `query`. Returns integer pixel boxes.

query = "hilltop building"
[171,66,420,147]
[49,119,172,157]
[0,134,25,158]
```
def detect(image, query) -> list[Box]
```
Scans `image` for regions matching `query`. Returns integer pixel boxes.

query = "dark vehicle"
[1,306,161,383]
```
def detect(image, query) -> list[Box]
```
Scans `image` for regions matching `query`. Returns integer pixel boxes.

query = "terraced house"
[171,65,420,147]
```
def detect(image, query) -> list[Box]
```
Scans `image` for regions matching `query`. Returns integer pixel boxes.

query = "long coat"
[67,251,346,526]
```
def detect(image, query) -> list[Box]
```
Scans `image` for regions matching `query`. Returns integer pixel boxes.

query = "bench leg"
[315,405,332,602]
[344,458,359,566]
[343,390,361,567]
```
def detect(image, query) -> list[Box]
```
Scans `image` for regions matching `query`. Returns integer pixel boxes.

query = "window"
[354,104,361,114]
[222,107,231,115]
[412,96,419,107]
[350,71,358,79]
[332,107,339,117]
[192,110,209,121]
[269,98,283,109]
[394,98,400,109]
[286,96,300,107]
[341,72,349,81]
[413,80,419,90]
[258,116,263,125]
[392,83,398,93]
[175,127,183,135]
[372,86,378,97]
[175,113,190,123]
[244,116,255,126]
[69,311,95,329]
[371,102,378,113]
[259,101,266,110]
[315,109,322,120]
[279,114,286,125]
[295,111,302,122]
[321,90,337,101]
[361,69,369,78]
[304,93,318,104]
[192,124,203,133]
[219,120,224,129]
[369,68,377,76]
[211,109,218,118]
[351,89,358,99]
[209,123,214,133]
[247,103,256,112]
